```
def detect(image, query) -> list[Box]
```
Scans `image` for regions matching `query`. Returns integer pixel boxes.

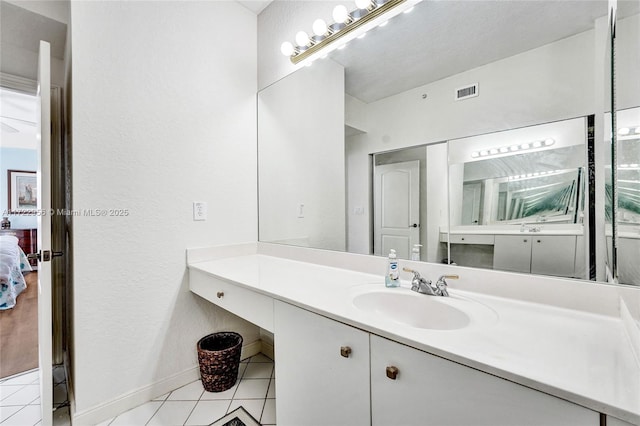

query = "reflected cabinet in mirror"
[257,0,639,286]
[447,118,587,279]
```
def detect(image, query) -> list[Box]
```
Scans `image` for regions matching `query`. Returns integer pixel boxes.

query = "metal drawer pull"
[217,291,224,299]
[340,346,352,358]
[386,366,399,380]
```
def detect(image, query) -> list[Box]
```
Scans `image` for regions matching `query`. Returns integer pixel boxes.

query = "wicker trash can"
[197,332,243,392]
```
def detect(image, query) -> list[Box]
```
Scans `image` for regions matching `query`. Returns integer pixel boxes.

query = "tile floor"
[0,365,70,426]
[1,355,275,426]
[97,354,276,426]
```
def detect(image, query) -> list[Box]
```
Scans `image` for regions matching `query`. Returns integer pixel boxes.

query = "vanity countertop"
[188,252,639,423]
[445,224,584,236]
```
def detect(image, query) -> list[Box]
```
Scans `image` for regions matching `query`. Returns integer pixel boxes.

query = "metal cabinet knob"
[340,346,352,358]
[386,366,399,380]
[523,239,528,242]
[216,291,224,299]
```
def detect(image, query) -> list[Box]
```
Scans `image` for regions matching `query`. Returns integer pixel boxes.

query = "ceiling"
[0,88,37,150]
[325,0,634,103]
[237,0,273,14]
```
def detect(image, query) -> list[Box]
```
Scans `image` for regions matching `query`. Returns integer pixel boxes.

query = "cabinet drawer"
[449,234,495,245]
[189,268,274,332]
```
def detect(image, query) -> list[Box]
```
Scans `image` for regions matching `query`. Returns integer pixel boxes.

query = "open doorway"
[0,87,39,379]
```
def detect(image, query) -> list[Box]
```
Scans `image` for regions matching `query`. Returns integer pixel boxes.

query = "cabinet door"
[493,235,532,273]
[274,300,370,426]
[371,335,598,426]
[531,235,576,277]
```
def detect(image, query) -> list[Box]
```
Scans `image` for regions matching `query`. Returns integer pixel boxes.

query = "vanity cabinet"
[494,235,577,277]
[370,335,598,426]
[273,300,370,426]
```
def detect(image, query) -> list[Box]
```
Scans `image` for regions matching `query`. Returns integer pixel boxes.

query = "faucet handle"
[435,274,458,296]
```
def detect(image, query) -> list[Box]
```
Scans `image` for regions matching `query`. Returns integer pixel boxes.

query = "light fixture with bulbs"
[617,126,640,138]
[281,0,421,66]
[471,138,556,159]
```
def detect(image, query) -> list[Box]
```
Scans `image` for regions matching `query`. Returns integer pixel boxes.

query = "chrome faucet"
[403,268,458,297]
[434,274,459,297]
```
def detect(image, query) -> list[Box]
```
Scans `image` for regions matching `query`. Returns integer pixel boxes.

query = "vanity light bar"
[508,168,570,181]
[281,0,421,66]
[471,138,555,159]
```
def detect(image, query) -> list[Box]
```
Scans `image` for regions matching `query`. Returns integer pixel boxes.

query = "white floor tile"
[261,398,276,425]
[0,405,21,422]
[237,363,247,379]
[0,404,40,426]
[0,386,24,402]
[200,382,238,401]
[242,363,273,379]
[52,367,66,385]
[266,379,275,399]
[233,379,270,400]
[227,400,264,423]
[166,381,203,401]
[0,371,39,386]
[53,383,67,405]
[249,354,273,363]
[52,405,71,426]
[109,401,162,426]
[184,400,230,426]
[147,401,196,426]
[152,392,169,401]
[0,385,39,406]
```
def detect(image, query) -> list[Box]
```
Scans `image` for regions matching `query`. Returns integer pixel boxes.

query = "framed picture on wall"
[8,170,37,214]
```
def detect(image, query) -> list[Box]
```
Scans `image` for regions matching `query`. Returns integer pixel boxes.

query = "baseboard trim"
[72,366,199,425]
[240,340,263,361]
[71,340,265,425]
[261,340,274,360]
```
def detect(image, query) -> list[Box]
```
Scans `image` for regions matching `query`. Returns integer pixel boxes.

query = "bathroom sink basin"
[351,288,497,330]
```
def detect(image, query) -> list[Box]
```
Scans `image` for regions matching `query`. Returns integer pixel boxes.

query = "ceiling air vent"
[455,83,479,101]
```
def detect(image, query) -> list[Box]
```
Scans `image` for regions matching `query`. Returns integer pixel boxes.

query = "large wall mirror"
[258,0,639,286]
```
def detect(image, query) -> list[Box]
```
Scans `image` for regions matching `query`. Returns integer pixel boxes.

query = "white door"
[374,160,420,259]
[36,40,53,426]
[461,182,481,225]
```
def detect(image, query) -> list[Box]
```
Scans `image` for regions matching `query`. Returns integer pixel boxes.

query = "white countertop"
[445,224,584,236]
[189,253,640,424]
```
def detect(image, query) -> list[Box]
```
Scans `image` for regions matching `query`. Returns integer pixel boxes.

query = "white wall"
[70,1,259,422]
[258,59,346,251]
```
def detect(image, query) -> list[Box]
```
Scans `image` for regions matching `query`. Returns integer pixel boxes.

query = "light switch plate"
[193,202,207,221]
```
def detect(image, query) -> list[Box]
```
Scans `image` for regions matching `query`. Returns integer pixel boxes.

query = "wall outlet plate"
[193,202,207,221]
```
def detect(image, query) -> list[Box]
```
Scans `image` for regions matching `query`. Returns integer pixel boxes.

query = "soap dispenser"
[411,244,422,261]
[385,249,400,288]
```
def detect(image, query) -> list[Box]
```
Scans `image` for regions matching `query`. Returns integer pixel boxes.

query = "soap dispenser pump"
[411,244,422,261]
[385,249,400,288]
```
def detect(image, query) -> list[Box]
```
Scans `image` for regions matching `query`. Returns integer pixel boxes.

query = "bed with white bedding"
[0,235,32,310]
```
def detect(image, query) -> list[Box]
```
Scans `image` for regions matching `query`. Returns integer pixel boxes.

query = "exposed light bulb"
[280,41,295,56]
[471,152,480,158]
[634,127,640,134]
[499,147,509,153]
[489,148,499,155]
[520,143,530,150]
[532,140,542,148]
[295,31,310,46]
[333,5,350,23]
[543,138,555,146]
[619,127,630,135]
[355,0,371,9]
[510,145,520,152]
[479,150,489,156]
[312,19,328,36]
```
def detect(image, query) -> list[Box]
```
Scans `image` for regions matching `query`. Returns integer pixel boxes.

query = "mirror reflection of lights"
[471,138,556,159]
